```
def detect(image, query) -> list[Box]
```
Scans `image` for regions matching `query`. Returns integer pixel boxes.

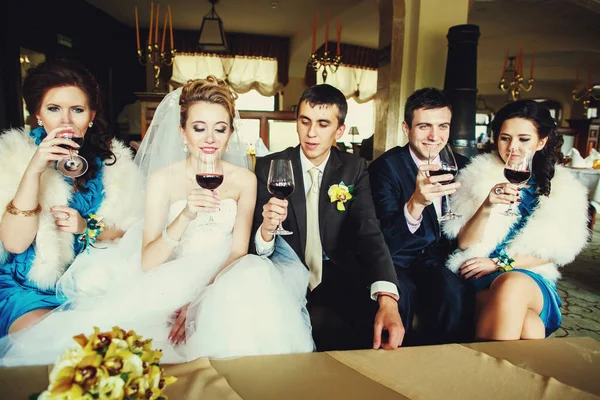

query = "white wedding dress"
[0,199,314,366]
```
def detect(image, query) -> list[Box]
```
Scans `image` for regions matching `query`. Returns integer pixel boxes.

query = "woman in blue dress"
[443,100,589,340]
[0,59,142,336]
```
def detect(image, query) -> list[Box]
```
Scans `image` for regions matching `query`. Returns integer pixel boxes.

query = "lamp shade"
[198,0,228,52]
[348,126,360,143]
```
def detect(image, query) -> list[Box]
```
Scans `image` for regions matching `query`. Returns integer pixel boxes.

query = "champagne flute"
[267,159,295,235]
[428,144,461,221]
[56,129,88,178]
[502,149,533,217]
[196,151,224,224]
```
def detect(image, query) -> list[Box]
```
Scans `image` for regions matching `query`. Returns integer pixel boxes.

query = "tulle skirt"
[0,222,314,366]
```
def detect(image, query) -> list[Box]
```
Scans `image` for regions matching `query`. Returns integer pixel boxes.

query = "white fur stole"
[0,129,143,290]
[442,152,589,283]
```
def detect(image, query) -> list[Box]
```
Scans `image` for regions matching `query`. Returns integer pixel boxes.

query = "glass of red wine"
[502,149,533,216]
[267,159,295,235]
[428,144,461,221]
[56,129,88,178]
[196,151,224,224]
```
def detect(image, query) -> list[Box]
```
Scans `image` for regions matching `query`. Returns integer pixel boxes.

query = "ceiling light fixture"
[198,0,228,53]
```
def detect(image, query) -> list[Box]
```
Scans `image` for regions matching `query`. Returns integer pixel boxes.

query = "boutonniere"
[328,181,354,213]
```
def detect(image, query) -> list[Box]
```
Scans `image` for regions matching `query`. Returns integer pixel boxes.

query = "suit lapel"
[399,146,440,237]
[319,148,343,239]
[288,146,307,253]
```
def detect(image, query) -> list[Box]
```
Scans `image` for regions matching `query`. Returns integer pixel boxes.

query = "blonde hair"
[179,76,238,128]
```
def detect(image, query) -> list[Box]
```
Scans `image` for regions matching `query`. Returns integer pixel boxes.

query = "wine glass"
[267,159,295,235]
[196,151,224,224]
[56,129,88,178]
[428,144,461,221]
[502,149,533,216]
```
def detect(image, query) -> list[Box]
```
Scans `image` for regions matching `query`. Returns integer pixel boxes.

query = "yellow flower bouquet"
[38,327,176,400]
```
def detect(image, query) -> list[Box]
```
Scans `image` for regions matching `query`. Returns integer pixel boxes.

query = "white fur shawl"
[0,128,143,290]
[442,152,589,283]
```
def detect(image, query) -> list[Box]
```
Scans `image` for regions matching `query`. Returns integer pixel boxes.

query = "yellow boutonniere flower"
[328,182,354,213]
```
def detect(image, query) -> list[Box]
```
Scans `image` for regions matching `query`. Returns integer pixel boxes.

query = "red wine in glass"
[268,180,295,200]
[56,132,88,178]
[196,174,224,190]
[57,137,84,150]
[504,169,530,184]
[428,165,458,184]
[502,149,533,216]
[267,159,295,235]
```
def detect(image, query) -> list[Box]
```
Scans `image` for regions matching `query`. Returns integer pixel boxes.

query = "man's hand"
[373,294,405,349]
[168,303,189,345]
[406,164,460,220]
[260,197,289,241]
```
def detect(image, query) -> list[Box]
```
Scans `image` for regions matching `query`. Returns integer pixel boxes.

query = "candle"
[148,1,153,47]
[575,67,580,90]
[518,45,523,76]
[169,5,174,50]
[161,5,168,53]
[336,17,342,56]
[324,12,330,53]
[530,48,535,79]
[135,6,140,51]
[501,48,508,78]
[311,13,318,53]
[155,3,160,47]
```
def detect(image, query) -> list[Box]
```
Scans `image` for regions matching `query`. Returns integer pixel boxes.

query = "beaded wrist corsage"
[78,213,104,253]
[494,253,515,272]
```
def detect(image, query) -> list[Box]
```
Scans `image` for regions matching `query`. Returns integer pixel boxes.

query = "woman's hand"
[459,257,497,280]
[485,183,521,207]
[51,206,87,234]
[182,188,220,220]
[27,126,81,176]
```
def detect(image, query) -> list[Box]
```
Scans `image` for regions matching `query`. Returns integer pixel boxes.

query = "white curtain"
[171,54,282,96]
[317,65,377,103]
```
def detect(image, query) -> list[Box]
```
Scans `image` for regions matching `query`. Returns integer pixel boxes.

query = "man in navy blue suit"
[368,88,472,345]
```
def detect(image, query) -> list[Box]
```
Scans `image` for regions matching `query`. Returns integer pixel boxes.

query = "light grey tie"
[305,167,323,290]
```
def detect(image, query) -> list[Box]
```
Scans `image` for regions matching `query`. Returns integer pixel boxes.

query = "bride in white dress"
[0,77,314,366]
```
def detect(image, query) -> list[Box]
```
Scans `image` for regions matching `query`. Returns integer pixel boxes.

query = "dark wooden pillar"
[443,24,480,158]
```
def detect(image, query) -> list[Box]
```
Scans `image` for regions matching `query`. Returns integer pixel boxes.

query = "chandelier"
[135,2,176,91]
[498,47,535,101]
[308,13,343,82]
[572,67,599,117]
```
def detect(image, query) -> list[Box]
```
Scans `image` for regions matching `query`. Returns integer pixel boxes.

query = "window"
[342,98,375,146]
[587,107,598,119]
[236,90,276,112]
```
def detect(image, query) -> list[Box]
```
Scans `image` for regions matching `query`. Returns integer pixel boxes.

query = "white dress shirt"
[255,149,399,301]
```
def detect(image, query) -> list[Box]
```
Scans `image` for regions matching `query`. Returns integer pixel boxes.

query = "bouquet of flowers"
[38,327,177,400]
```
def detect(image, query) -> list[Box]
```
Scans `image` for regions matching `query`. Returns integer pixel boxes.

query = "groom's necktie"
[305,167,323,290]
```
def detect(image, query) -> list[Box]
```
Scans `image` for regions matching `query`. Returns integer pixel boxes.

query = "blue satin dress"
[0,128,105,336]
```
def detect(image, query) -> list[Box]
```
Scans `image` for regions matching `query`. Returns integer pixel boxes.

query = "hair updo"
[179,76,238,128]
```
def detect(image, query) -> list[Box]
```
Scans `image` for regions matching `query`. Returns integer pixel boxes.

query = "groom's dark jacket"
[251,146,399,290]
[368,145,469,271]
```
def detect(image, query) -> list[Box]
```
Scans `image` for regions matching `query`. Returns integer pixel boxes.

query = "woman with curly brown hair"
[0,59,141,337]
[443,100,589,341]
[0,76,314,366]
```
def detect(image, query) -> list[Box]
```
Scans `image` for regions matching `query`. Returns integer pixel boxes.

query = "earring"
[37,118,43,127]
[88,121,94,128]
[183,141,188,153]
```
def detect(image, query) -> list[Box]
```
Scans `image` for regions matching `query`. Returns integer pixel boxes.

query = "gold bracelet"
[5,200,42,217]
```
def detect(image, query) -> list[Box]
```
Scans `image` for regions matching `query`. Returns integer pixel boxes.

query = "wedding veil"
[134,87,251,187]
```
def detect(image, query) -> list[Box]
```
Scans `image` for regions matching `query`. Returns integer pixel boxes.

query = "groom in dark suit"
[252,84,404,351]
[368,88,472,345]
